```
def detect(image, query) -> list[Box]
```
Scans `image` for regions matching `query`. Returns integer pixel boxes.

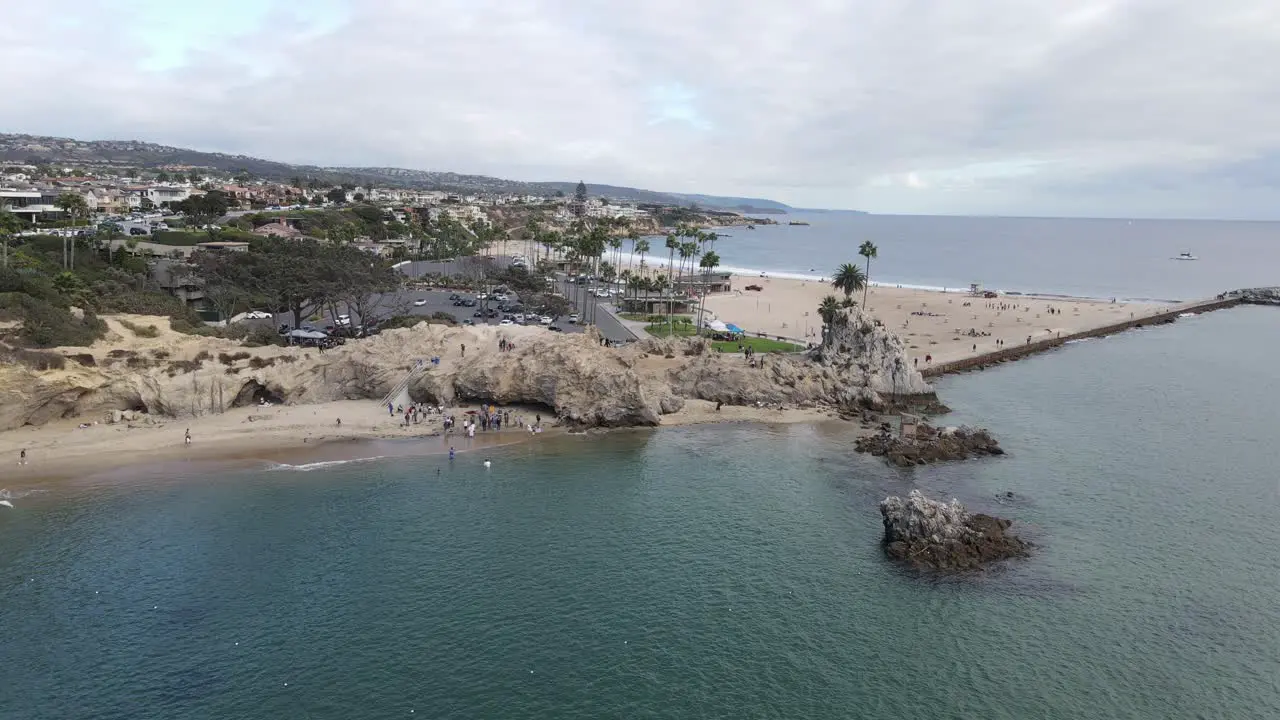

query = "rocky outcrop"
[879,490,1029,571]
[856,423,1003,466]
[1218,287,1280,305]
[0,306,930,431]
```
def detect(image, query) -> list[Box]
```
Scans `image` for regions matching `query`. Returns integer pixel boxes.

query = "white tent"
[704,319,729,332]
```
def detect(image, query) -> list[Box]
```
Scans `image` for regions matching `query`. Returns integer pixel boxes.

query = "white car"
[540,316,553,325]
[244,310,272,320]
[499,319,514,326]
[567,313,579,323]
[336,314,352,326]
[413,298,428,307]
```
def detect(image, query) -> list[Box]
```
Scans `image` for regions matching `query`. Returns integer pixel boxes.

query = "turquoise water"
[3,308,1280,718]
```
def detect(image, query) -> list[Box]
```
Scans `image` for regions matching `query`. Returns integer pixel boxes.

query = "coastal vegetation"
[832,263,866,301]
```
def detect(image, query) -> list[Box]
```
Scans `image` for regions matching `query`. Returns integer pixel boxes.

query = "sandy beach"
[702,275,1176,366]
[0,391,843,487]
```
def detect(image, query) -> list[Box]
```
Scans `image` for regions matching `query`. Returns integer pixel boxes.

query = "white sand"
[702,275,1175,365]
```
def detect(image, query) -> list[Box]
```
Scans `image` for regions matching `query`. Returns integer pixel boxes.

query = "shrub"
[0,346,67,370]
[248,356,277,370]
[13,297,107,348]
[150,349,170,359]
[125,356,153,369]
[68,353,96,367]
[242,326,280,348]
[107,349,135,358]
[119,319,160,338]
[193,350,212,362]
[165,359,202,375]
[217,351,251,365]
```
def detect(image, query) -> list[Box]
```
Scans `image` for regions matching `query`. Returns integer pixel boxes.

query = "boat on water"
[788,221,810,226]
[1173,252,1198,261]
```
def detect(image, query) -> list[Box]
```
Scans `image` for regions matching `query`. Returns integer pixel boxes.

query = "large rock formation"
[0,307,932,431]
[856,423,1003,467]
[1219,287,1280,305]
[879,490,1029,571]
[813,306,933,403]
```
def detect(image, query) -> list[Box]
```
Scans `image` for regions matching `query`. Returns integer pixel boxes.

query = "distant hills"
[0,133,793,213]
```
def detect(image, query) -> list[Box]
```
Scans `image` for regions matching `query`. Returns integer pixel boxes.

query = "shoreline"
[0,396,851,488]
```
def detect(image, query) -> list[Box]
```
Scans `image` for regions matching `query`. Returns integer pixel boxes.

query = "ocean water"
[640,213,1280,301]
[2,306,1279,719]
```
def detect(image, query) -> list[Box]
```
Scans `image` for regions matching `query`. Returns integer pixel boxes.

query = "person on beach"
[336,418,342,427]
[19,449,26,465]
[461,343,466,357]
[185,429,191,446]
[449,446,455,460]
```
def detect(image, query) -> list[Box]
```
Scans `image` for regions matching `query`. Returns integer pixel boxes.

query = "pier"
[919,292,1266,378]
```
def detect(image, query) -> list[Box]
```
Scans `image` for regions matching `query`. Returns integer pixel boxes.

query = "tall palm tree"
[857,240,878,307]
[696,250,721,335]
[635,238,650,276]
[831,263,866,302]
[55,192,89,269]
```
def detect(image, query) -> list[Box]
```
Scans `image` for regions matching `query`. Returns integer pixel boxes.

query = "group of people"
[389,401,447,427]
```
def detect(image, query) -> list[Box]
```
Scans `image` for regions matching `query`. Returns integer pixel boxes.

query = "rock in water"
[879,490,1029,571]
[855,423,1003,466]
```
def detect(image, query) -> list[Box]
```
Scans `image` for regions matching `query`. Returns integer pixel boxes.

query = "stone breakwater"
[879,490,1029,571]
[1218,287,1280,305]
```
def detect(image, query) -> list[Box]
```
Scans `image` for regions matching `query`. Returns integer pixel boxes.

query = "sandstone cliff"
[0,309,932,431]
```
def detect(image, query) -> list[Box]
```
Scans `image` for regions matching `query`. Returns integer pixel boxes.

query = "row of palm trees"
[519,217,725,334]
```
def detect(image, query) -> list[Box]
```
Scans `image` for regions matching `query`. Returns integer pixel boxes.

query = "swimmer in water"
[449,446,456,460]
[483,459,491,468]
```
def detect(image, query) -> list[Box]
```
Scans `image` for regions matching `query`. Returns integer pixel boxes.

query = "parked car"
[448,293,460,301]
[547,325,563,332]
[336,314,351,326]
[129,227,148,236]
[461,318,474,325]
[540,316,553,325]
[244,310,272,320]
[413,298,428,307]
[567,313,579,324]
[499,319,514,326]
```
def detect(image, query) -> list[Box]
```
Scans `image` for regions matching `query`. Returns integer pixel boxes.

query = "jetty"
[921,288,1278,378]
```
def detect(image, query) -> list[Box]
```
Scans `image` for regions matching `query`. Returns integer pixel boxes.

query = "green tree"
[156,171,171,182]
[0,207,22,269]
[188,171,202,184]
[55,192,90,269]
[818,295,842,329]
[858,240,878,307]
[140,197,155,212]
[326,187,347,205]
[831,263,866,302]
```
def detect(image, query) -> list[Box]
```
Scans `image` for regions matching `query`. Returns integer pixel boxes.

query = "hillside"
[0,133,793,212]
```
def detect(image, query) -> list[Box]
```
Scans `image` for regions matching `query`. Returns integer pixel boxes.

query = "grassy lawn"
[644,321,803,353]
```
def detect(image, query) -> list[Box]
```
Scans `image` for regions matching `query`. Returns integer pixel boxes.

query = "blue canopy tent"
[725,323,746,334]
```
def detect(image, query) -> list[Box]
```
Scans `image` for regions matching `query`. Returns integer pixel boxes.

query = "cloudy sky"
[3,0,1280,218]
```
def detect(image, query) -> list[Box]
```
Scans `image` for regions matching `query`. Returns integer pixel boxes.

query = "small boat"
[788,221,810,226]
[1173,252,1197,261]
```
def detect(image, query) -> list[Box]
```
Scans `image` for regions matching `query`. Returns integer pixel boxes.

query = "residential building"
[0,187,62,222]
[150,258,205,308]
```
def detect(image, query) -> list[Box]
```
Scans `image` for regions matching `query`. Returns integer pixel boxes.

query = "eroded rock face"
[855,423,1003,467]
[816,306,933,398]
[0,307,932,431]
[879,489,1029,571]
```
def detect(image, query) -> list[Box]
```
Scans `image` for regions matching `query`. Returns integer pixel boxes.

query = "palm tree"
[817,295,843,338]
[858,240,878,307]
[831,263,866,302]
[55,192,89,269]
[635,238,650,276]
[696,250,721,335]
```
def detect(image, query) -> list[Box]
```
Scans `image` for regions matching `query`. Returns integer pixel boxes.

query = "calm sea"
[673,213,1280,301]
[2,300,1279,718]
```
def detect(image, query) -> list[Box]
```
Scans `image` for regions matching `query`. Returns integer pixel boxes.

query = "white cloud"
[2,0,1280,217]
